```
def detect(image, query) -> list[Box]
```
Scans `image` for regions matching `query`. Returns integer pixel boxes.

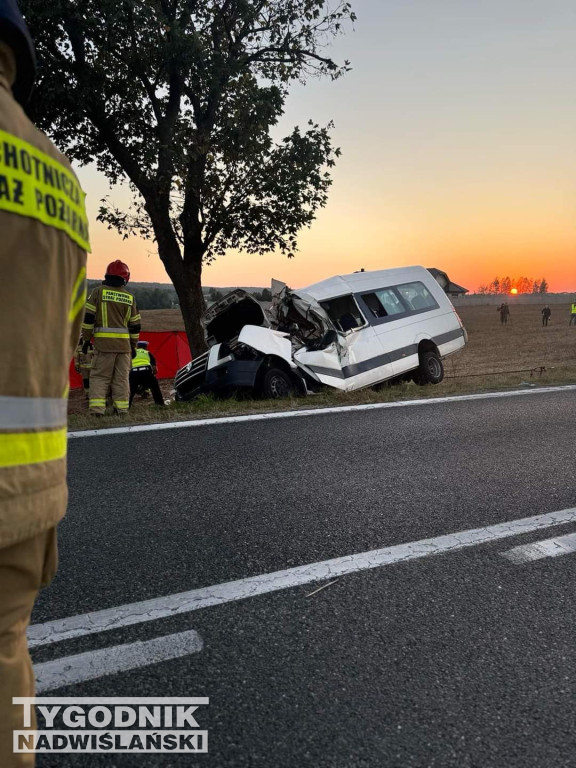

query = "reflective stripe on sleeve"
[0,428,67,468]
[68,266,87,322]
[0,396,67,430]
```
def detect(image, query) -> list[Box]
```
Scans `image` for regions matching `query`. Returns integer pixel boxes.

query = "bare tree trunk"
[173,260,207,357]
[148,202,208,358]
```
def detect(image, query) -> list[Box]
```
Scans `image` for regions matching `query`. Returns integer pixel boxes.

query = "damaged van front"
[173,289,312,401]
[173,266,468,400]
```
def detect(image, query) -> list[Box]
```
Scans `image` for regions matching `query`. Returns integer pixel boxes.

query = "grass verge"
[67,365,576,432]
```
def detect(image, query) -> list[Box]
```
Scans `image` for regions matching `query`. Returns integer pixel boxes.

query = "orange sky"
[78,0,576,293]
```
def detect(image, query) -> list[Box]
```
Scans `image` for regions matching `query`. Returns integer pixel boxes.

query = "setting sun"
[510,288,518,295]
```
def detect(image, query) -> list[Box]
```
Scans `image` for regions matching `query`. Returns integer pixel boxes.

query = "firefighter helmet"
[105,260,130,283]
[0,0,36,105]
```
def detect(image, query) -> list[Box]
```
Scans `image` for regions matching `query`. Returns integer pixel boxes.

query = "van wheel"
[413,350,444,385]
[261,367,293,398]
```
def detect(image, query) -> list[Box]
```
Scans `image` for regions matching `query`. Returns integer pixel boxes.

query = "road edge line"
[68,385,576,439]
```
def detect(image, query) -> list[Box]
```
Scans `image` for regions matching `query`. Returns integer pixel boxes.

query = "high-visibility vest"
[132,348,152,369]
[571,304,576,314]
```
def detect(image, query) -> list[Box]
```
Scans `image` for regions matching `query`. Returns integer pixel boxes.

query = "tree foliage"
[22,0,355,353]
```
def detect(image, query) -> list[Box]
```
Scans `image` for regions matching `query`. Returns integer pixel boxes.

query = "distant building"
[427,268,469,298]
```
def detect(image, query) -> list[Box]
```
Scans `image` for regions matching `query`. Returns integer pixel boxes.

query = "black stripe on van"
[306,328,464,380]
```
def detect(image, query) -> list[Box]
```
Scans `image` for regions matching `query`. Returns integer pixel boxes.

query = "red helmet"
[105,260,130,283]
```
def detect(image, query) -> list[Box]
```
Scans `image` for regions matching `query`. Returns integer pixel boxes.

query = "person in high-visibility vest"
[570,301,576,326]
[0,2,89,763]
[81,260,141,415]
[129,341,166,407]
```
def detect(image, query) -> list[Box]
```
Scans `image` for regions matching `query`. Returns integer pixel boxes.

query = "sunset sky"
[77,0,575,292]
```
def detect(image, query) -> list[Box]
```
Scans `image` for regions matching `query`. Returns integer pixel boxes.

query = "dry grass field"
[68,302,576,429]
[449,303,576,378]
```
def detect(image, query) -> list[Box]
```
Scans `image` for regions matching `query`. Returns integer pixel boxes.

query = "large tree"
[22,0,355,353]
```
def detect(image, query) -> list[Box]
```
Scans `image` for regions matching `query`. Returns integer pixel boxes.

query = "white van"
[173,266,467,400]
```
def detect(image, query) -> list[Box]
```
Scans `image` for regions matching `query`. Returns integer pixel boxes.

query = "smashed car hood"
[268,279,334,346]
[203,289,269,346]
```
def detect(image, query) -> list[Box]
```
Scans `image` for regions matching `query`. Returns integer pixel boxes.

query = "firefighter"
[129,340,166,406]
[73,336,94,394]
[82,261,141,415]
[0,3,89,764]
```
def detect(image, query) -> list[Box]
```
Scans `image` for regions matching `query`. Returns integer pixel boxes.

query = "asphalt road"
[30,388,576,767]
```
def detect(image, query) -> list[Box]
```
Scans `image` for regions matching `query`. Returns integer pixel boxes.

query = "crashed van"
[173,266,468,401]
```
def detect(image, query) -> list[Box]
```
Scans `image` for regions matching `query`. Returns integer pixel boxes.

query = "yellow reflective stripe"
[0,128,90,251]
[89,399,106,407]
[68,266,87,322]
[81,323,94,331]
[85,302,97,312]
[131,314,141,323]
[94,332,130,338]
[114,401,129,409]
[0,428,67,468]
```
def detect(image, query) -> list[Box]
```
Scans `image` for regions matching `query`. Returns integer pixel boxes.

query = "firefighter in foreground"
[0,2,89,764]
[130,340,166,407]
[82,260,141,415]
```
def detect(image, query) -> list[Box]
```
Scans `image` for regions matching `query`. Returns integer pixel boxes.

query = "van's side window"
[320,295,366,332]
[396,282,437,311]
[362,289,405,318]
[357,281,439,324]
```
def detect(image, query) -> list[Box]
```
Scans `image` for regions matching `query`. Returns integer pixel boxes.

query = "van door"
[355,280,441,380]
[295,294,395,391]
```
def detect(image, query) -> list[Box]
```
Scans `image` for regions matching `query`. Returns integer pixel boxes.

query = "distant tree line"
[476,277,548,295]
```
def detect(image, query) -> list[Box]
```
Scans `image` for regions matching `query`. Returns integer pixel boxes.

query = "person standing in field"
[498,302,510,325]
[569,300,576,325]
[0,2,89,763]
[541,305,551,327]
[81,260,141,415]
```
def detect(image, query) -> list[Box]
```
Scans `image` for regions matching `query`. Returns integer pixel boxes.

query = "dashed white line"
[501,532,576,564]
[67,385,576,439]
[34,630,203,693]
[28,507,576,649]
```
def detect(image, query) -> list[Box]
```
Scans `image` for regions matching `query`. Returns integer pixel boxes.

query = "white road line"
[34,630,203,693]
[67,385,576,439]
[501,532,576,564]
[28,508,576,649]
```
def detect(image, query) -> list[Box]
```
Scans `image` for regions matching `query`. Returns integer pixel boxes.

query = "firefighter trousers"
[0,528,58,767]
[89,350,131,414]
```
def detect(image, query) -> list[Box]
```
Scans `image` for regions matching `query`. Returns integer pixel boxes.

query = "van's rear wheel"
[261,367,293,398]
[413,350,444,385]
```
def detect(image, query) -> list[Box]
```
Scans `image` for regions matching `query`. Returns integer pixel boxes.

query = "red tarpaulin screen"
[69,331,191,390]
